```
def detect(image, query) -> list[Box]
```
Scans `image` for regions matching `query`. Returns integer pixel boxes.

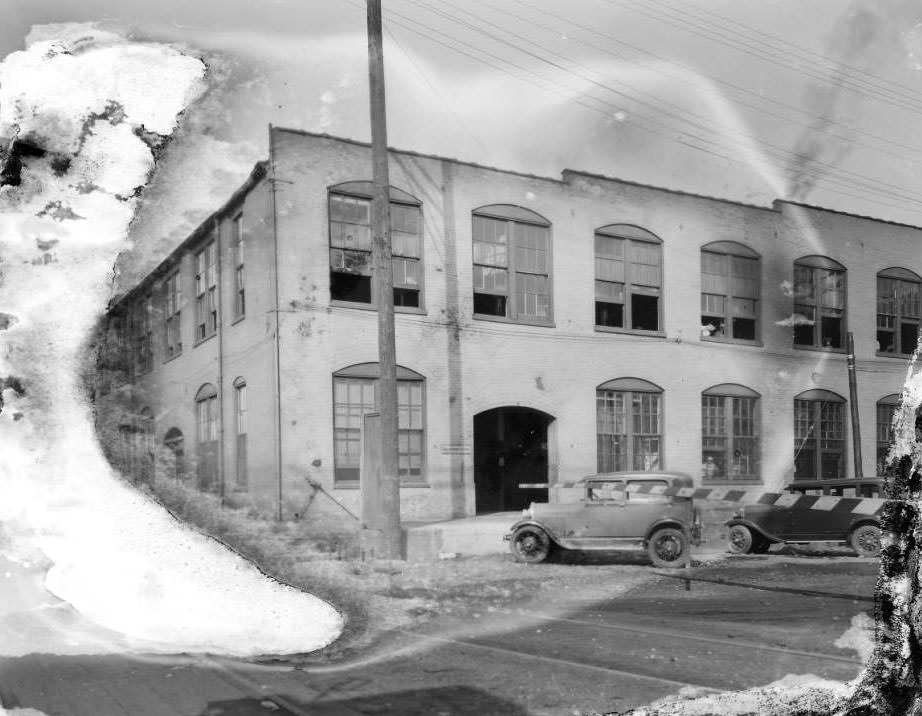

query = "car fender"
[848,517,881,534]
[506,519,563,547]
[643,518,689,544]
[725,517,782,544]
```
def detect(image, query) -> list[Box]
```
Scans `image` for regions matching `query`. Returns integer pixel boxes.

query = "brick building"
[97,127,921,521]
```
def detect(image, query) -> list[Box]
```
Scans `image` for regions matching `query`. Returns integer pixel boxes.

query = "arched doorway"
[474,407,554,513]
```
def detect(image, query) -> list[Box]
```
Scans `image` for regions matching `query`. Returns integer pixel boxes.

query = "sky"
[4,0,922,258]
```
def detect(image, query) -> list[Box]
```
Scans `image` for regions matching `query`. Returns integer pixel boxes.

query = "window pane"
[629,242,661,288]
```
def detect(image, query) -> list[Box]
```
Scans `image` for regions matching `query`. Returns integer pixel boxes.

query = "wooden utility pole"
[846,331,863,479]
[365,0,402,559]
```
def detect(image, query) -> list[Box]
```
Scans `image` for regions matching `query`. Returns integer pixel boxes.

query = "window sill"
[700,336,764,348]
[193,332,218,348]
[231,315,245,326]
[473,314,555,328]
[594,326,665,338]
[876,351,913,360]
[333,480,430,490]
[701,479,763,485]
[329,300,427,315]
[163,352,183,365]
[792,344,847,355]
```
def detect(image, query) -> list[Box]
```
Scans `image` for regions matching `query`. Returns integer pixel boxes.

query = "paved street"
[1,555,876,716]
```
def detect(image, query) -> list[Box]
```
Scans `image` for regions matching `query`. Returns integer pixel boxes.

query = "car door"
[621,479,672,538]
[581,480,627,538]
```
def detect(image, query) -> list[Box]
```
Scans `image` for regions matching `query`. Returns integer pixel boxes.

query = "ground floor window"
[701,385,760,481]
[333,364,426,484]
[877,394,903,475]
[794,390,846,480]
[196,383,219,491]
[596,378,663,472]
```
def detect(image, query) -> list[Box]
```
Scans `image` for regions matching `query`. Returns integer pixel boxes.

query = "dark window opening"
[732,317,756,341]
[474,292,506,317]
[821,316,842,348]
[901,322,919,354]
[631,294,659,331]
[394,287,419,308]
[794,322,814,346]
[335,466,360,483]
[596,301,623,328]
[331,273,371,303]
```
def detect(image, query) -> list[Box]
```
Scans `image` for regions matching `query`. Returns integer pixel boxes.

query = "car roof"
[786,477,883,489]
[563,471,694,488]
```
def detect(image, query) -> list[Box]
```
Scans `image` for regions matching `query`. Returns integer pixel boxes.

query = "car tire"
[850,524,881,558]
[727,524,754,555]
[647,527,688,568]
[510,525,552,563]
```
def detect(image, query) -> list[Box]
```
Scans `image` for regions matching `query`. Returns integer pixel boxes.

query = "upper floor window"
[792,256,846,350]
[700,242,759,342]
[793,389,846,480]
[164,270,182,358]
[134,296,153,375]
[332,363,426,484]
[596,378,662,472]
[473,205,552,323]
[232,214,245,319]
[594,225,662,333]
[195,241,218,342]
[877,267,921,356]
[328,182,423,308]
[701,384,760,482]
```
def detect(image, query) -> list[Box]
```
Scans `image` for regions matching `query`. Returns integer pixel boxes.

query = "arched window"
[233,377,248,490]
[594,224,662,333]
[332,363,426,484]
[793,389,846,480]
[700,242,760,342]
[164,427,185,480]
[876,267,921,356]
[328,181,423,307]
[701,384,760,482]
[792,256,846,349]
[195,383,219,491]
[473,204,552,323]
[596,378,663,472]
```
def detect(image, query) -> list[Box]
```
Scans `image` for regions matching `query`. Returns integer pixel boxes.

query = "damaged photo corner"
[1,4,921,716]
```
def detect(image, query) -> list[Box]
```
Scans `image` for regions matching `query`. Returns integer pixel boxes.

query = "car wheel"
[510,526,552,563]
[850,524,881,558]
[727,525,754,555]
[647,527,688,568]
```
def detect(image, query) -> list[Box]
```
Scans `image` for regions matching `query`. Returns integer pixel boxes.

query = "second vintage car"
[504,471,702,568]
[725,478,884,557]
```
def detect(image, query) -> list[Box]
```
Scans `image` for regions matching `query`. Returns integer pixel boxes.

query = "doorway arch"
[473,406,554,513]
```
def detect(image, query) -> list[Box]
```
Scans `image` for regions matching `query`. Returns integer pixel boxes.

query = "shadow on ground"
[197,686,531,716]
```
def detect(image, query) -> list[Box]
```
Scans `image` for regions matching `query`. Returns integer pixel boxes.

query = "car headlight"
[522,506,533,519]
[733,506,745,519]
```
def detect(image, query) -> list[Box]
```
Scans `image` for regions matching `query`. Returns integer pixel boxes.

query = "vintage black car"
[725,478,883,557]
[504,472,702,568]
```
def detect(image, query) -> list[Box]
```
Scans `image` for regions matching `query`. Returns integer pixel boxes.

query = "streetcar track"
[526,612,864,665]
[403,631,722,691]
[653,571,876,602]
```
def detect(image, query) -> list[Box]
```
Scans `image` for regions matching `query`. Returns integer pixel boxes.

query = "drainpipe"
[846,332,863,479]
[269,125,284,522]
[215,217,226,504]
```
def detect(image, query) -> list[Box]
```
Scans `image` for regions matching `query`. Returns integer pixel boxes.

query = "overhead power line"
[403,0,922,210]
